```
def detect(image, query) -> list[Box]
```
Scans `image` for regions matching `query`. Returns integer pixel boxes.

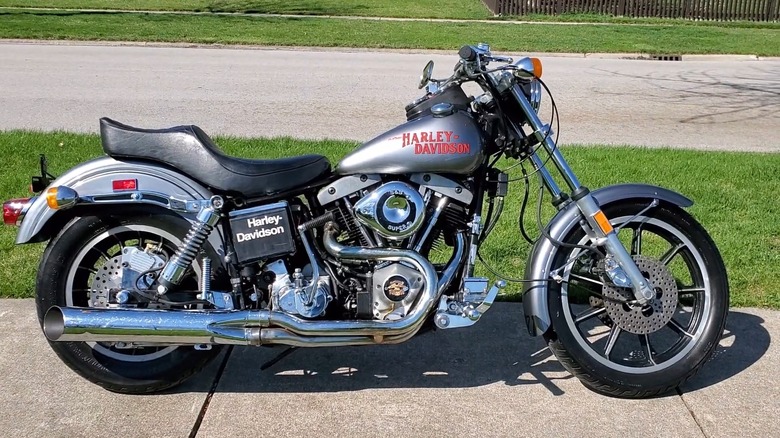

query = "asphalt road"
[1,42,778,151]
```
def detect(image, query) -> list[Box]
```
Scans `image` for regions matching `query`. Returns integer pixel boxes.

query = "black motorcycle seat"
[99,118,331,198]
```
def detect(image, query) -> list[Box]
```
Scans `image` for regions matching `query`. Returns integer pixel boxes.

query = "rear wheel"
[36,211,223,394]
[544,201,728,398]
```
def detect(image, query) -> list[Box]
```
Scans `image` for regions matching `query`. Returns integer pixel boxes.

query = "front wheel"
[544,201,729,398]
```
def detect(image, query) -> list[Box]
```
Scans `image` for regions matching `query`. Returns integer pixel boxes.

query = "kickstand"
[260,347,297,371]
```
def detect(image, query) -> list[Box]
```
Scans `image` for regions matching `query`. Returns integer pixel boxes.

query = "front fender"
[522,184,693,336]
[16,156,218,245]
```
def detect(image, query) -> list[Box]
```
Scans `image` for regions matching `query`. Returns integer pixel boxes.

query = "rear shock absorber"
[157,196,224,295]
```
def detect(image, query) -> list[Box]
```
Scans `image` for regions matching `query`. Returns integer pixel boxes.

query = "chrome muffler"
[43,227,465,347]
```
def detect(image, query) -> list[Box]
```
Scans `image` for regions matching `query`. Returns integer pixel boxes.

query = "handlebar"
[459,45,477,62]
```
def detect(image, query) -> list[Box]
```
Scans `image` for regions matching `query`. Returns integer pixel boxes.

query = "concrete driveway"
[1,299,777,437]
[0,42,778,151]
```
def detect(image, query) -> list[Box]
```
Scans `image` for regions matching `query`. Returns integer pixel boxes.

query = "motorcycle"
[2,44,728,398]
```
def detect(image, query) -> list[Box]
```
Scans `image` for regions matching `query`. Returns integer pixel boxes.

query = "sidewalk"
[1,299,777,437]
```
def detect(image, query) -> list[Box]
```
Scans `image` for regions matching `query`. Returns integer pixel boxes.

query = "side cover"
[522,184,694,337]
[16,156,222,249]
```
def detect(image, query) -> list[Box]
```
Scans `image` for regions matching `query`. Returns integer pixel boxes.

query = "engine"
[316,176,470,320]
[246,175,470,322]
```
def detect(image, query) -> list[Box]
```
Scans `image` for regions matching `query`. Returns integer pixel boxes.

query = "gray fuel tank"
[336,111,484,175]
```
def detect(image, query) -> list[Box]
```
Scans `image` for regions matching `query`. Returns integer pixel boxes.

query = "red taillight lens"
[112,179,137,191]
[3,198,32,226]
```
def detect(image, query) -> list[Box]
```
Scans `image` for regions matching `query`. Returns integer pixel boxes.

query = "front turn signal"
[529,57,543,78]
[513,57,543,80]
[45,186,79,210]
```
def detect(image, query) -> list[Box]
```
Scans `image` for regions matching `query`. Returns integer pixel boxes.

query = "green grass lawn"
[1,131,778,308]
[0,0,493,19]
[2,1,777,30]
[0,9,778,55]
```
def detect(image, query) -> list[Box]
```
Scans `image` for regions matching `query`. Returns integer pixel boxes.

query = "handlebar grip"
[459,45,477,62]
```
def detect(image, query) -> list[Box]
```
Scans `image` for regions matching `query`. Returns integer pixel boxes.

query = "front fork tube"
[573,191,655,304]
[513,87,654,304]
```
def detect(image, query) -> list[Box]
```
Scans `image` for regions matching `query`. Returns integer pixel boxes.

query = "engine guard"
[522,183,693,337]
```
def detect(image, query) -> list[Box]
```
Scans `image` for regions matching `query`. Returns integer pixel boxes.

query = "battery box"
[228,202,295,264]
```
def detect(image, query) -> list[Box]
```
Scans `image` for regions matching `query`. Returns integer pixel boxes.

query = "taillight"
[3,197,34,226]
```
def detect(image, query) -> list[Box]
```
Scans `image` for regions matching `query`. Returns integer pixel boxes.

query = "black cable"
[476,251,629,304]
[517,165,536,245]
[533,177,603,256]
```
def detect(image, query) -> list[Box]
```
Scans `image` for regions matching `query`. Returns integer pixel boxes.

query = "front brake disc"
[601,255,678,335]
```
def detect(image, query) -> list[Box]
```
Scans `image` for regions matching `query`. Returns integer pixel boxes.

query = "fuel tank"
[336,110,484,175]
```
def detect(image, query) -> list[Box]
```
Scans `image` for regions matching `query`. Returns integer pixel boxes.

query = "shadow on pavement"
[594,65,780,125]
[682,310,770,392]
[173,306,769,396]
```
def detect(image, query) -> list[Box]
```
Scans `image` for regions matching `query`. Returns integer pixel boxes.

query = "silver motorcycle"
[3,44,728,397]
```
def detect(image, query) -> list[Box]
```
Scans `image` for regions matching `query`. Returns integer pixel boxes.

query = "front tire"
[544,201,729,398]
[36,211,223,394]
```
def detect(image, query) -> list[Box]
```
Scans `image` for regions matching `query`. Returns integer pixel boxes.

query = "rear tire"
[544,201,728,398]
[36,211,223,394]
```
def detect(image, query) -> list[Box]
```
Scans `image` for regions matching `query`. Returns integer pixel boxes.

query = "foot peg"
[434,278,506,329]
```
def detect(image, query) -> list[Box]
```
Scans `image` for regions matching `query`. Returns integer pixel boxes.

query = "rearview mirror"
[418,60,434,89]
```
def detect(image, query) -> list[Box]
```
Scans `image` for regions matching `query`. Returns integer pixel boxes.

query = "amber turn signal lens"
[530,57,543,78]
[44,186,78,210]
[593,210,614,235]
[45,187,59,209]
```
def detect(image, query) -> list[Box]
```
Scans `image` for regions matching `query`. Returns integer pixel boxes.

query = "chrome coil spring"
[158,197,223,294]
[172,220,214,267]
[200,257,212,294]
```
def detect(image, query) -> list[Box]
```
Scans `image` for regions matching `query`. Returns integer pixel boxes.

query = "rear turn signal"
[3,198,34,226]
[45,186,79,210]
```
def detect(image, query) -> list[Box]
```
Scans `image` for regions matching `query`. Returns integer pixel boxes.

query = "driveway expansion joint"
[676,387,709,438]
[189,346,234,438]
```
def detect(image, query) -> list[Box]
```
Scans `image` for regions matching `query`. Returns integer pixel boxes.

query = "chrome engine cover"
[266,260,332,319]
[371,262,425,320]
[353,181,426,241]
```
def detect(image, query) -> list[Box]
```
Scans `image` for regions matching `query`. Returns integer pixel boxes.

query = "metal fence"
[482,0,780,21]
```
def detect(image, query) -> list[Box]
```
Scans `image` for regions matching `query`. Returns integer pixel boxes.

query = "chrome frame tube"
[296,227,322,305]
[413,195,448,252]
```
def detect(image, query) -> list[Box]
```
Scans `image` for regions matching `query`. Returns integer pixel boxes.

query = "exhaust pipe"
[43,227,465,347]
[44,306,267,345]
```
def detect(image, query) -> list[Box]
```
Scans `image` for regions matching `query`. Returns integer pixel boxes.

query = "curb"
[0,39,775,63]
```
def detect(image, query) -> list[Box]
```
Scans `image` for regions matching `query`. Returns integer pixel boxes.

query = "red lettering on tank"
[400,130,470,154]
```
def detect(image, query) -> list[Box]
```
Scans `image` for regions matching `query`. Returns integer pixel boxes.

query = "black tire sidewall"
[546,202,729,392]
[37,211,222,393]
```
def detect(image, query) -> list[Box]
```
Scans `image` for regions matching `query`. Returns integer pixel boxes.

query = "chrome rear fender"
[16,156,224,253]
